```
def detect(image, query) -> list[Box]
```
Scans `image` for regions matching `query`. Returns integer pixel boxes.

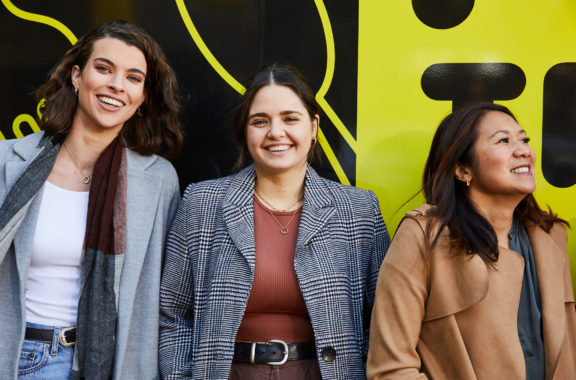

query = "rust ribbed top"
[235,195,314,343]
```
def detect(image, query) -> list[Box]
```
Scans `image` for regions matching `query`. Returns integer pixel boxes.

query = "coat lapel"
[222,166,257,271]
[119,151,160,299]
[529,224,567,380]
[4,132,43,191]
[113,151,162,370]
[5,133,46,288]
[296,167,335,249]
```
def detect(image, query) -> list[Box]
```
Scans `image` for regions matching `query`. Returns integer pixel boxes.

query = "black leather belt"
[234,340,316,365]
[25,327,76,347]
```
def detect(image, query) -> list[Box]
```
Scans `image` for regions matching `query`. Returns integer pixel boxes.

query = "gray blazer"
[0,132,180,379]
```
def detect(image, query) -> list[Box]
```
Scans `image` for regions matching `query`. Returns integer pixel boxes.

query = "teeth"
[98,96,124,107]
[268,145,290,152]
[511,167,529,173]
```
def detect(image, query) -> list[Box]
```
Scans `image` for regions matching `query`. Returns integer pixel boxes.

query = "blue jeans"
[18,322,74,379]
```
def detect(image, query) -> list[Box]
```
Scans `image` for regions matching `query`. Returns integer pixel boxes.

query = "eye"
[250,118,268,127]
[128,75,143,83]
[95,65,110,73]
[497,137,509,144]
[522,137,531,144]
[284,115,300,123]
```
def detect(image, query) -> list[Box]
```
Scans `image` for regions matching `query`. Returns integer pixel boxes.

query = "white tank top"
[26,181,89,327]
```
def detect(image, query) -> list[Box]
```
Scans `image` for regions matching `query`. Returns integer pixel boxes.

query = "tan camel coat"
[367,205,576,380]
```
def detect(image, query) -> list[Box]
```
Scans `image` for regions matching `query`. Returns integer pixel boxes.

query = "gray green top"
[509,218,544,380]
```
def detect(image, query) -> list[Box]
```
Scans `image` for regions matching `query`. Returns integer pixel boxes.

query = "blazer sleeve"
[159,185,195,380]
[363,191,391,358]
[366,217,429,380]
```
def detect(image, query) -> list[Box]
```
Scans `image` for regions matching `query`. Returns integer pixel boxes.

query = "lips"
[97,95,125,107]
[266,144,292,152]
[511,165,530,174]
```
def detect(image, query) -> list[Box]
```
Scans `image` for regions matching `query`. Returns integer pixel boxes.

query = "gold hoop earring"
[74,87,78,97]
[311,136,317,146]
[136,107,143,116]
[466,178,470,187]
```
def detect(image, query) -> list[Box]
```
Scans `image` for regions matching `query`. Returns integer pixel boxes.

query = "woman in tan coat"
[367,102,576,380]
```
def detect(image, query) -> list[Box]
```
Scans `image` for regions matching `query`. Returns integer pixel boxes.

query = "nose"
[514,139,533,158]
[107,73,125,92]
[267,119,286,139]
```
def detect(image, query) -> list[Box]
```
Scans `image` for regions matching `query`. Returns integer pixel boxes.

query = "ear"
[454,163,472,184]
[71,65,81,90]
[312,114,319,138]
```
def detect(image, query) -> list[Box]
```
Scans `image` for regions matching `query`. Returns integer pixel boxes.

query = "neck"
[254,165,306,211]
[65,125,119,168]
[469,191,523,249]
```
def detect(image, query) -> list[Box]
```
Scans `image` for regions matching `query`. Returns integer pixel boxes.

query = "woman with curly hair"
[0,20,184,379]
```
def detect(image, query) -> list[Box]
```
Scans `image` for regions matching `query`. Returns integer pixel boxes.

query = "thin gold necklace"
[254,188,302,212]
[254,188,302,235]
[63,143,92,184]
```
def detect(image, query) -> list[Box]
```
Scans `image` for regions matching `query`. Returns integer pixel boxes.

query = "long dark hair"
[423,102,567,262]
[35,20,184,158]
[233,63,321,170]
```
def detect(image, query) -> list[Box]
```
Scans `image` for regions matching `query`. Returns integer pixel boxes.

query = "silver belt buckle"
[58,327,75,347]
[250,339,288,366]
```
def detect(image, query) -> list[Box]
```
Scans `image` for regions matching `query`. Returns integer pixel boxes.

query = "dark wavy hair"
[233,63,321,170]
[423,102,567,262]
[35,20,184,158]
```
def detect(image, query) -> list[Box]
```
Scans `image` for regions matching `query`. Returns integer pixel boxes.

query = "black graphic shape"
[412,0,474,29]
[542,63,576,188]
[421,63,526,110]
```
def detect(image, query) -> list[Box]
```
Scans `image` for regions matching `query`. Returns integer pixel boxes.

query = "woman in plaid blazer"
[159,64,390,380]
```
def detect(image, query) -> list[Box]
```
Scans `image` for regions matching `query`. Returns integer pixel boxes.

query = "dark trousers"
[229,359,322,380]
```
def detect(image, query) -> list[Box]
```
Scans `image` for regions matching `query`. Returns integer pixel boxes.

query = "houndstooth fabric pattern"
[159,165,390,380]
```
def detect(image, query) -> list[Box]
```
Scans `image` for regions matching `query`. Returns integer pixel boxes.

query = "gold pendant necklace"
[63,143,92,184]
[254,188,302,235]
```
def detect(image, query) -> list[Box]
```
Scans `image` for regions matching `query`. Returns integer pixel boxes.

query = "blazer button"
[321,346,336,362]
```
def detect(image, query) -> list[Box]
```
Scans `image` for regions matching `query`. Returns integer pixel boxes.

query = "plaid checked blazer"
[159,165,390,380]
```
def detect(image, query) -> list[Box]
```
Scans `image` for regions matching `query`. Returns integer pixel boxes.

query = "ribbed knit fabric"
[235,196,314,343]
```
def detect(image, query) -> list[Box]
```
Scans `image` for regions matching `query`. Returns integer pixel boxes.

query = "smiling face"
[246,84,318,177]
[71,37,146,135]
[460,110,536,206]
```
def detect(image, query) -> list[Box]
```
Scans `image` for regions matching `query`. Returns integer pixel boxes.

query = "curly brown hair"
[35,20,184,158]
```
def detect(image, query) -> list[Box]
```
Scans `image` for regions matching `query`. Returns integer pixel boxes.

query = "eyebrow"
[94,57,146,77]
[248,110,304,119]
[489,128,526,138]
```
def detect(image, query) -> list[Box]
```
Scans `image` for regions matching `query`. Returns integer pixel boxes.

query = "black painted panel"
[421,63,526,110]
[412,0,474,29]
[542,63,576,188]
[0,0,358,185]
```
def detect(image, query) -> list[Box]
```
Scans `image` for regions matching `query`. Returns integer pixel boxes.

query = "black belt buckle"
[58,327,76,347]
[251,340,289,365]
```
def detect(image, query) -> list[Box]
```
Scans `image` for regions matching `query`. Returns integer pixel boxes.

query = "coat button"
[321,346,336,362]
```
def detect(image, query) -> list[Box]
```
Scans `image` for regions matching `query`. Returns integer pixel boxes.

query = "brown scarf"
[72,137,127,380]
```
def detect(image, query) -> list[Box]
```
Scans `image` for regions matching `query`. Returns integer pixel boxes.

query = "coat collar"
[221,165,336,269]
[5,132,44,189]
